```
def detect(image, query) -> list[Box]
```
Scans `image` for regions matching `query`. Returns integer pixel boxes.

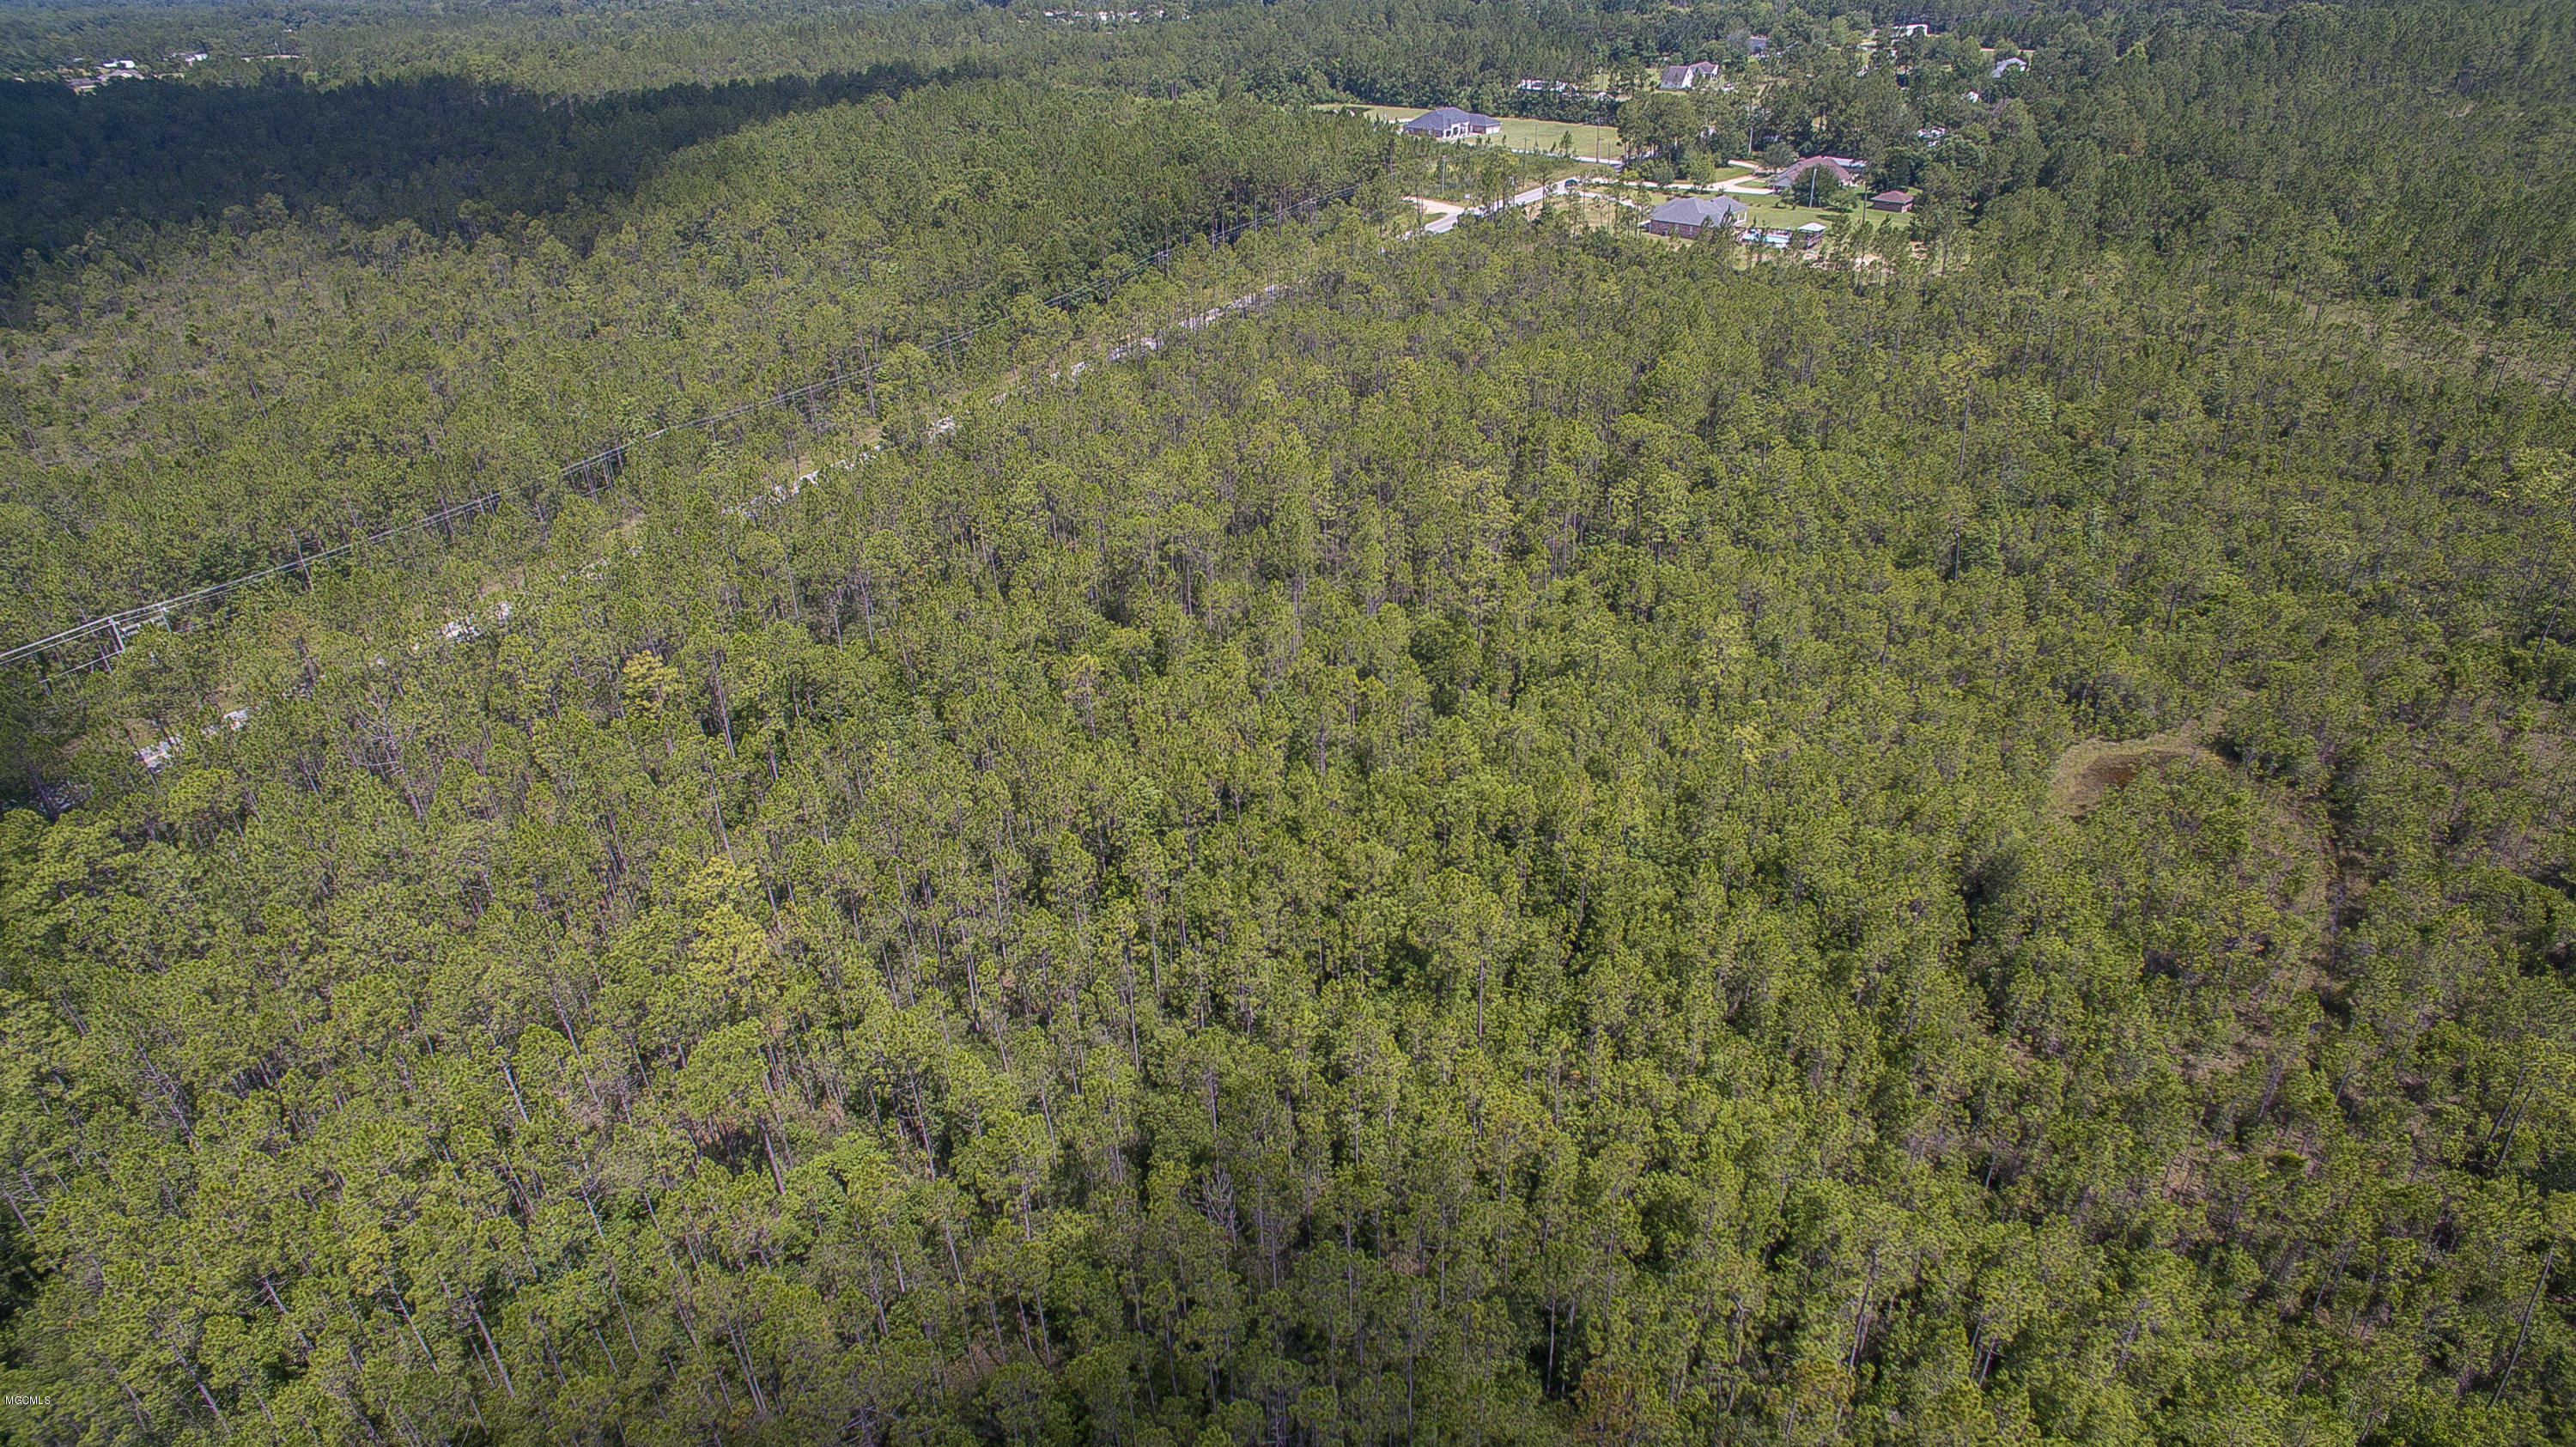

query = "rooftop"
[1404,106,1499,131]
[1649,196,1749,228]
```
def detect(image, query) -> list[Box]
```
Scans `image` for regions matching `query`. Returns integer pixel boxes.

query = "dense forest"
[0,62,997,284]
[0,84,1413,641]
[3,0,2574,1444]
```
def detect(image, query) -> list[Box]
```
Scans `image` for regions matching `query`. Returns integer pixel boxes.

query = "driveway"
[1406,196,1467,233]
[1420,177,1584,233]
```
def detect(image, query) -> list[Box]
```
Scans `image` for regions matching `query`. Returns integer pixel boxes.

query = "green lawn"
[1713,180,1879,234]
[1326,105,1625,165]
[1742,198,1841,232]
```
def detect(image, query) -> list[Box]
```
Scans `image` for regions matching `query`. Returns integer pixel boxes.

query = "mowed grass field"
[1325,105,1625,163]
[1741,197,1840,233]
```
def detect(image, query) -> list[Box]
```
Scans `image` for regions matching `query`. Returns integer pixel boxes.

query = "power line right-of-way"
[1,179,1376,677]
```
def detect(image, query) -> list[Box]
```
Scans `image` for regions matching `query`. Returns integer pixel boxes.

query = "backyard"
[1739,195,1847,233]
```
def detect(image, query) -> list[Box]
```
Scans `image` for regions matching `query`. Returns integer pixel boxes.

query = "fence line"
[2,179,1372,675]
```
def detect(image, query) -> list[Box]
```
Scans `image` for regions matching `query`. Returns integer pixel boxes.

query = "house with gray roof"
[1402,106,1502,139]
[1644,196,1748,240]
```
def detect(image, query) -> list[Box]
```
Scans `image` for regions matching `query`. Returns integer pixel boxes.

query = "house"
[1658,61,1725,89]
[1795,222,1828,249]
[1746,35,1771,56]
[1402,106,1503,139]
[1773,155,1865,192]
[1891,23,1931,38]
[1643,196,1749,240]
[1915,125,1948,143]
[1869,189,1916,213]
[1990,56,2027,77]
[1516,78,1575,93]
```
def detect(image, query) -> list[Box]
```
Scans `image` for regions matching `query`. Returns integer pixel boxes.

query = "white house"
[1402,106,1504,139]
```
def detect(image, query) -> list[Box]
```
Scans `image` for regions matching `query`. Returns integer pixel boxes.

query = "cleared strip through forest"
[0,178,1373,676]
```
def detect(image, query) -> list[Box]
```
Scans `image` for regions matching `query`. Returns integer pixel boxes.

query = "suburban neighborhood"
[1346,18,2029,267]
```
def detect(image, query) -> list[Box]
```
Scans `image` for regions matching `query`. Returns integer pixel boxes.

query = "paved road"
[1406,196,1466,232]
[1421,177,1580,234]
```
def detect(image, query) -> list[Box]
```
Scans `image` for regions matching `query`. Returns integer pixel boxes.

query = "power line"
[2,179,1372,675]
[556,180,1365,483]
[2,492,505,672]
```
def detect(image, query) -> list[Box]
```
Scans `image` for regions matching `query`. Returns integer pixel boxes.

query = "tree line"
[0,60,983,288]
